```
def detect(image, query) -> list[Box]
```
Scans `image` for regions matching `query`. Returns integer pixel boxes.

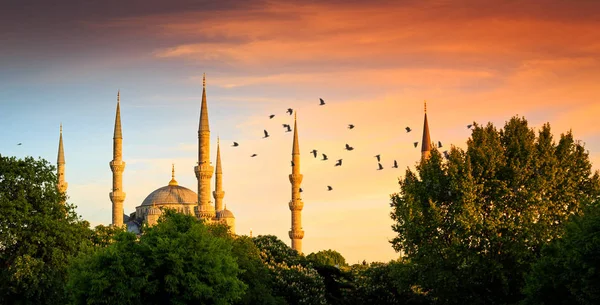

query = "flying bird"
[443,151,450,159]
[319,98,325,105]
[232,142,239,147]
[348,124,355,129]
[327,186,333,191]
[322,154,328,161]
[374,154,381,162]
[467,124,473,129]
[377,163,384,170]
[438,141,443,148]
[291,161,295,167]
[310,149,318,158]
[414,142,418,148]
[287,108,293,115]
[251,154,258,157]
[335,159,342,166]
[405,127,412,133]
[300,188,303,192]
[283,124,292,132]
[345,144,354,151]
[263,130,270,138]
[392,160,398,168]
[17,143,22,146]
[269,114,275,119]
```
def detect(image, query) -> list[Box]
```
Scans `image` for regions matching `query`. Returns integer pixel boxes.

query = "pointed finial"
[217,135,220,145]
[169,163,178,186]
[117,90,120,103]
[424,100,427,113]
[203,73,206,88]
[60,123,62,134]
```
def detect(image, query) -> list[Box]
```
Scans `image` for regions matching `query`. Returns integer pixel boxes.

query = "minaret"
[110,90,126,227]
[421,100,432,160]
[194,74,215,220]
[213,137,225,212]
[288,112,304,253]
[57,123,68,204]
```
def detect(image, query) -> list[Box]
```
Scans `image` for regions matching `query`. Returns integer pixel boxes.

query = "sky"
[1,0,599,263]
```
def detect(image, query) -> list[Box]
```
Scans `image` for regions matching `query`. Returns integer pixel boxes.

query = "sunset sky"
[1,0,599,263]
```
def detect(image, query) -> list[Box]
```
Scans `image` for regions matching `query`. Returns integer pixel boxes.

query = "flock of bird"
[226,98,474,193]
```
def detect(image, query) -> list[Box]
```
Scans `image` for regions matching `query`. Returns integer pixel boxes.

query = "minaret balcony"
[289,230,305,239]
[109,191,126,202]
[109,161,126,172]
[213,190,225,199]
[289,199,304,210]
[289,174,303,184]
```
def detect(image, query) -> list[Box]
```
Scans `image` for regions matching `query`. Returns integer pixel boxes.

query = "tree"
[307,249,348,267]
[67,210,246,305]
[230,236,285,305]
[253,235,327,305]
[0,155,92,304]
[522,201,600,305]
[390,117,600,304]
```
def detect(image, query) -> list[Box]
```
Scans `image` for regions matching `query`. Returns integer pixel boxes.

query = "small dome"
[217,208,235,219]
[141,185,197,206]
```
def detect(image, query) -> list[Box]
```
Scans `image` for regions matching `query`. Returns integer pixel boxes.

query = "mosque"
[54,75,433,254]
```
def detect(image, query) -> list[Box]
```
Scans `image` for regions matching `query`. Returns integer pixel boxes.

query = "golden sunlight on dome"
[140,164,197,206]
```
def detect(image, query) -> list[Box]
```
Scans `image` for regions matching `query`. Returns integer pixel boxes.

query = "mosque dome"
[217,208,235,219]
[141,165,197,207]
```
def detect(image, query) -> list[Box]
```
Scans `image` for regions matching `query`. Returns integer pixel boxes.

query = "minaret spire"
[110,90,126,227]
[213,137,225,212]
[169,163,178,186]
[57,123,67,204]
[421,100,432,160]
[195,73,215,220]
[289,111,304,253]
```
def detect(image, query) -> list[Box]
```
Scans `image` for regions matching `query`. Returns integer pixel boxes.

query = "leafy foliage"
[253,235,327,305]
[68,210,246,305]
[307,249,348,267]
[0,155,92,305]
[390,117,600,304]
[522,202,600,305]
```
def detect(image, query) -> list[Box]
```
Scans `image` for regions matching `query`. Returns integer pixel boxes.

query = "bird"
[319,98,325,105]
[348,124,355,129]
[413,142,418,148]
[443,150,450,159]
[299,188,303,192]
[232,142,239,147]
[467,124,473,129]
[405,127,412,133]
[377,163,383,170]
[310,149,318,158]
[263,130,270,138]
[335,159,342,166]
[322,154,328,161]
[392,160,398,168]
[269,114,275,119]
[17,143,22,146]
[327,186,333,191]
[291,161,295,167]
[251,154,257,157]
[283,124,292,132]
[345,144,354,151]
[374,154,381,162]
[438,141,443,148]
[286,108,293,115]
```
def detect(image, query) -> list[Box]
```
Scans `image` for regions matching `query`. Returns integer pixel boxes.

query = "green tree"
[390,117,600,304]
[0,155,92,305]
[231,236,285,305]
[522,202,600,305]
[307,249,348,267]
[253,235,327,305]
[68,210,246,305]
